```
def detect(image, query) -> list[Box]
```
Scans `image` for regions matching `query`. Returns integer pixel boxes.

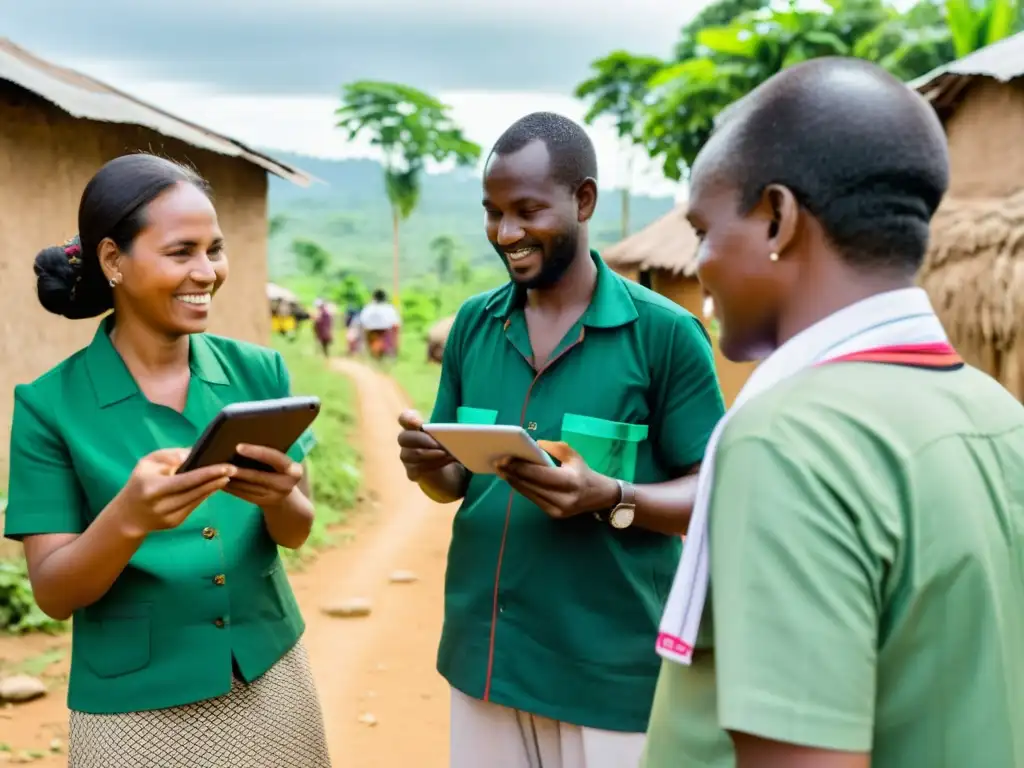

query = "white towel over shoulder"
[656,288,951,665]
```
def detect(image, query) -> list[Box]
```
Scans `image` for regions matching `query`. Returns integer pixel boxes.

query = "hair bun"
[34,245,80,318]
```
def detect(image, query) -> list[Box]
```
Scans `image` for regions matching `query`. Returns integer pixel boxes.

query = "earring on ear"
[109,272,122,288]
[769,252,780,262]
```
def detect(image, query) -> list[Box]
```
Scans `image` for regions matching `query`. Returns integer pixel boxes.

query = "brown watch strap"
[617,479,636,507]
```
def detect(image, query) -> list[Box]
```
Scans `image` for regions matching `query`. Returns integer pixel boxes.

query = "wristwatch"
[595,479,636,529]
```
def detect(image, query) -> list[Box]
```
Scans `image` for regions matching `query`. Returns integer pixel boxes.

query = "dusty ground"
[0,359,453,766]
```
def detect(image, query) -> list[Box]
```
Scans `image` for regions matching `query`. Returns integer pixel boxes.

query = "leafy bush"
[0,496,66,634]
[0,558,66,635]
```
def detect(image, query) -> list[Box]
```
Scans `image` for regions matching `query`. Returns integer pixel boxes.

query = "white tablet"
[421,423,556,475]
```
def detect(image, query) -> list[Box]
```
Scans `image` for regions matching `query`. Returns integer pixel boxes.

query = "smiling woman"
[9,153,332,767]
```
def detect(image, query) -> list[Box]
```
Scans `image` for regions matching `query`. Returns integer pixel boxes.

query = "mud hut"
[914,32,1024,398]
[603,204,756,404]
[427,314,456,364]
[0,38,312,480]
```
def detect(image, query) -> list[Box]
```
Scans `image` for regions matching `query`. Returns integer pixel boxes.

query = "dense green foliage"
[575,0,1022,181]
[0,547,65,635]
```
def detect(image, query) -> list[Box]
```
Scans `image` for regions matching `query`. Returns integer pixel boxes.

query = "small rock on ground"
[321,598,372,618]
[388,570,418,584]
[357,712,378,726]
[0,675,46,703]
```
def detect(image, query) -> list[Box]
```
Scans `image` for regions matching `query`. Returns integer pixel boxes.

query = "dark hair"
[489,111,598,191]
[713,58,949,272]
[372,289,387,302]
[34,153,211,319]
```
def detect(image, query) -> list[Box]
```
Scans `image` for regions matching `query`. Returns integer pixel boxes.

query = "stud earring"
[769,252,780,262]
[109,273,122,288]
[702,295,715,320]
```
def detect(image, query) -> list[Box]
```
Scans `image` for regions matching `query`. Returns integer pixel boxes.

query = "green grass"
[389,334,443,416]
[272,332,362,569]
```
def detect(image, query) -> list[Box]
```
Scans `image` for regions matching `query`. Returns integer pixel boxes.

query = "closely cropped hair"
[490,111,598,191]
[34,154,210,319]
[715,58,949,272]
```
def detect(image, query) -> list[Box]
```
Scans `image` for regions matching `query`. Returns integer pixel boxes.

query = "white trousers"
[450,687,646,768]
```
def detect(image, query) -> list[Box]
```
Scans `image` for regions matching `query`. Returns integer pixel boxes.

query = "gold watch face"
[610,504,635,529]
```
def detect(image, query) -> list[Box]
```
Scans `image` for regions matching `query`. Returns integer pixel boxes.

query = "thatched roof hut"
[426,314,456,364]
[914,32,1024,398]
[603,204,699,278]
[602,203,755,404]
[0,37,312,481]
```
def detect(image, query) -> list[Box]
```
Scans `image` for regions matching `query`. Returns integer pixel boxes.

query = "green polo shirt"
[4,316,316,715]
[431,252,725,732]
[643,362,1024,767]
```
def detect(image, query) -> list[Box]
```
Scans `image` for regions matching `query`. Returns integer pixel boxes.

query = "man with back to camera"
[396,112,727,768]
[643,58,1024,768]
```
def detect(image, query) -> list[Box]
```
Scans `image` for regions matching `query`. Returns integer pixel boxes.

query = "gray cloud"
[0,0,687,95]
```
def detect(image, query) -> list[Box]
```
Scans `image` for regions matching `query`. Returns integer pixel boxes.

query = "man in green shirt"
[397,112,726,767]
[644,58,1024,768]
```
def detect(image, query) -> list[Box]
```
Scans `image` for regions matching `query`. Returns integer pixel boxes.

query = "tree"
[331,271,371,309]
[574,52,666,239]
[630,0,1023,181]
[944,0,1019,57]
[336,82,481,300]
[269,213,289,238]
[429,235,458,283]
[291,238,331,277]
[642,2,855,179]
[850,0,954,81]
[455,258,474,286]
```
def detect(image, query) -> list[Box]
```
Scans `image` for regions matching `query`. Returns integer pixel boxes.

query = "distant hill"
[266,151,677,289]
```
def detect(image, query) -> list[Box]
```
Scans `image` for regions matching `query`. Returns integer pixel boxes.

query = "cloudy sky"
[0,0,709,196]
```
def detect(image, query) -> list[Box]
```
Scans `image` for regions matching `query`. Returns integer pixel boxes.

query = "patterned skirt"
[68,641,332,768]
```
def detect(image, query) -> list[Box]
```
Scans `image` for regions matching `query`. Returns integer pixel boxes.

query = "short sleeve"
[649,315,725,470]
[5,385,87,540]
[709,435,879,751]
[273,353,317,463]
[429,307,465,424]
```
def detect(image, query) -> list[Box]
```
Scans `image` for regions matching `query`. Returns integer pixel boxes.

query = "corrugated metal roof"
[912,31,1024,107]
[0,37,312,187]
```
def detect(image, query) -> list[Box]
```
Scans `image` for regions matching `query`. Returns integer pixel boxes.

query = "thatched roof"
[266,283,298,303]
[0,37,311,187]
[920,190,1024,365]
[428,315,456,346]
[602,204,699,277]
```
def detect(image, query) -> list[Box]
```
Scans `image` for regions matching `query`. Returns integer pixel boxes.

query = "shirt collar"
[85,315,230,408]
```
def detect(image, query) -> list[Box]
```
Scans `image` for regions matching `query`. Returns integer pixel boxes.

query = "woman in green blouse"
[5,153,331,767]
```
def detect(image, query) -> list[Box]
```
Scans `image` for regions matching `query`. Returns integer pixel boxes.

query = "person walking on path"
[313,298,334,358]
[5,154,331,768]
[643,58,1024,768]
[359,289,401,361]
[397,112,725,768]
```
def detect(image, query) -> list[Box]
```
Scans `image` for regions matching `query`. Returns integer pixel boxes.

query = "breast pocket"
[456,406,499,425]
[561,414,649,482]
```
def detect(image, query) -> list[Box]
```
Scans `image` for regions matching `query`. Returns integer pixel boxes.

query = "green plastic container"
[456,406,499,425]
[560,413,648,481]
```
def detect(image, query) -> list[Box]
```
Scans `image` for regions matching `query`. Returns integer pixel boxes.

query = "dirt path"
[0,359,453,766]
[302,359,452,767]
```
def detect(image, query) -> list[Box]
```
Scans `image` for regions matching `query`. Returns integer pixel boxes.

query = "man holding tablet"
[397,112,725,768]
